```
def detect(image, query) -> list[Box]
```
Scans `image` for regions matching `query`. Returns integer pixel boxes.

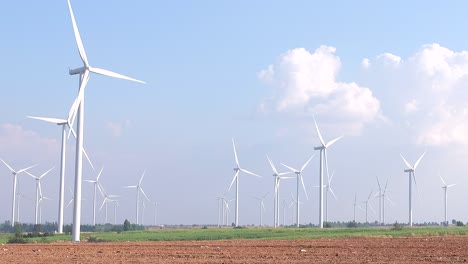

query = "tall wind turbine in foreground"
[440,176,455,226]
[27,92,94,233]
[84,167,104,226]
[0,159,37,226]
[124,171,150,225]
[26,167,54,225]
[282,154,314,227]
[228,139,261,227]
[267,156,293,228]
[401,152,425,227]
[66,0,145,242]
[313,117,343,228]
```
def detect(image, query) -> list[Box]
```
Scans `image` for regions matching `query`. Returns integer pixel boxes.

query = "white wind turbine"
[440,175,456,226]
[267,156,293,228]
[84,167,104,226]
[27,92,94,233]
[375,177,391,225]
[313,116,343,229]
[123,171,150,225]
[153,202,158,226]
[253,193,268,226]
[98,184,119,224]
[38,193,53,224]
[282,155,314,228]
[401,152,425,227]
[66,0,145,242]
[288,193,304,226]
[228,139,262,227]
[109,199,120,225]
[0,159,38,226]
[26,167,55,225]
[352,193,363,222]
[324,170,337,223]
[362,191,374,224]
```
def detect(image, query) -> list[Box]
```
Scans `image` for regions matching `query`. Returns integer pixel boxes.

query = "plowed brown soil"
[1,236,468,263]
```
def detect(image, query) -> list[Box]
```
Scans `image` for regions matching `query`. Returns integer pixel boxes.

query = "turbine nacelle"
[314,146,325,150]
[69,66,86,75]
[404,169,413,173]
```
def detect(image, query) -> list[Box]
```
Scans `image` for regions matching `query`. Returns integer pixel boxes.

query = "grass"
[1,226,468,244]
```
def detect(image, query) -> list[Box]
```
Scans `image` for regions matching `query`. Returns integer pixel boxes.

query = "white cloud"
[106,120,132,138]
[361,58,370,69]
[364,43,468,146]
[258,46,382,135]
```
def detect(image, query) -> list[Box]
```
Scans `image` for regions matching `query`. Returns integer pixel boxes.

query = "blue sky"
[1,0,468,227]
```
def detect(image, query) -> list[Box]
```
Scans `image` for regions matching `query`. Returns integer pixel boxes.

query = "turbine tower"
[26,167,54,225]
[281,154,314,227]
[440,175,455,227]
[401,152,425,227]
[66,0,145,242]
[1,159,37,226]
[227,139,261,227]
[123,171,150,225]
[267,156,293,228]
[313,116,343,228]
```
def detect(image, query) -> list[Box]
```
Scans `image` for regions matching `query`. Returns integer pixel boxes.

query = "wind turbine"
[228,139,262,227]
[267,156,293,228]
[313,116,343,229]
[352,193,363,222]
[0,159,38,226]
[123,171,150,225]
[288,193,304,226]
[84,167,104,226]
[362,191,374,224]
[153,202,158,226]
[66,0,145,242]
[98,184,119,224]
[401,152,425,227]
[440,176,456,226]
[38,193,53,224]
[324,170,337,223]
[26,167,55,225]
[253,193,268,226]
[108,200,120,225]
[281,154,314,227]
[27,93,94,233]
[375,177,391,225]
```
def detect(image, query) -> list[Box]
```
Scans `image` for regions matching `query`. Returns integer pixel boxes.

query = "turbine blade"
[17,164,39,174]
[39,166,55,179]
[439,175,446,186]
[300,154,315,172]
[123,185,138,188]
[300,175,308,200]
[83,148,95,172]
[66,199,74,208]
[96,167,104,181]
[27,116,66,124]
[325,136,343,148]
[267,155,278,175]
[414,152,426,170]
[0,158,15,173]
[313,115,325,146]
[68,70,90,133]
[281,163,298,173]
[140,187,150,201]
[139,170,146,185]
[368,203,376,214]
[278,172,292,176]
[25,171,38,180]
[227,171,239,193]
[376,177,381,189]
[89,67,145,84]
[400,154,413,170]
[329,187,338,200]
[240,168,261,178]
[99,198,107,211]
[67,0,89,66]
[413,171,421,201]
[447,184,456,188]
[232,138,239,167]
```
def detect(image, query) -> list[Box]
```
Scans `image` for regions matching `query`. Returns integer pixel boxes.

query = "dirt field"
[1,235,468,263]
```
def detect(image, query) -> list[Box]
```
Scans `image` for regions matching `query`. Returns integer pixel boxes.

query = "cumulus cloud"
[258,46,382,134]
[107,120,132,138]
[0,123,59,163]
[364,43,468,146]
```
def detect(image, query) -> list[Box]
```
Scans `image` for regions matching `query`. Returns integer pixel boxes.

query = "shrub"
[392,222,403,231]
[456,221,464,227]
[347,221,358,228]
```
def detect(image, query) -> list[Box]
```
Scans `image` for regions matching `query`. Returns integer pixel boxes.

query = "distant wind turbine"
[282,154,314,227]
[440,175,456,226]
[99,184,119,224]
[84,167,104,226]
[362,191,374,224]
[313,116,343,229]
[26,167,55,225]
[0,159,37,226]
[353,193,363,222]
[228,139,261,227]
[253,193,268,226]
[267,156,293,228]
[288,193,304,226]
[123,171,150,225]
[401,152,425,227]
[324,170,337,223]
[153,202,158,226]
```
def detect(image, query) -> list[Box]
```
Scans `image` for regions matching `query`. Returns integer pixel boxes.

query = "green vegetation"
[2,225,468,244]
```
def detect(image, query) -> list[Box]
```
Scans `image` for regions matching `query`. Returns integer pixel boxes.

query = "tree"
[123,219,131,231]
